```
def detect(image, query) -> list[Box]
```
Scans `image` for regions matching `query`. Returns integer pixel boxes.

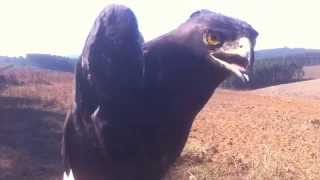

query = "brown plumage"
[62,4,258,180]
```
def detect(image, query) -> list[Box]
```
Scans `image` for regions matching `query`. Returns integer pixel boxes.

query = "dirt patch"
[167,90,320,179]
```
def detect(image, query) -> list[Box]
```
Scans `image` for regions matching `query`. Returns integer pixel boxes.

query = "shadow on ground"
[0,96,65,180]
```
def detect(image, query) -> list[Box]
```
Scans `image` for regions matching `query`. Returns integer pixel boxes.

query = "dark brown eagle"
[62,4,258,180]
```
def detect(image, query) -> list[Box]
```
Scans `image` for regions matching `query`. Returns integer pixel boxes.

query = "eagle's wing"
[62,4,143,179]
[77,4,144,112]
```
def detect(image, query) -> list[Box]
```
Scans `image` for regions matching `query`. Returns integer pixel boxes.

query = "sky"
[0,0,319,56]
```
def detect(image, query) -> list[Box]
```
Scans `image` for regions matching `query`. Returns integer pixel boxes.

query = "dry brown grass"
[1,68,320,180]
[0,68,73,180]
[0,68,73,112]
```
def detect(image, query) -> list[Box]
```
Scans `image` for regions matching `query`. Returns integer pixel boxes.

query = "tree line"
[1,50,320,90]
[0,54,77,72]
[222,52,320,89]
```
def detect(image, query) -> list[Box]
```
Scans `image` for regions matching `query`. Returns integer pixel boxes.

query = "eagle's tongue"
[209,53,249,83]
[229,63,249,82]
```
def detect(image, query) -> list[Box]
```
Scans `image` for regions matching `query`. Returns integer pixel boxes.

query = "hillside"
[255,48,320,59]
[0,68,72,180]
[1,48,320,73]
[1,68,320,179]
[303,65,320,80]
[0,54,77,73]
[222,48,320,89]
[252,79,320,100]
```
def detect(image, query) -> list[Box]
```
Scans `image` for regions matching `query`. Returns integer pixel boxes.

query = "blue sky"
[0,0,319,56]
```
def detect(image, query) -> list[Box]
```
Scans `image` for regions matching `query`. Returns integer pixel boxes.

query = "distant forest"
[223,49,320,89]
[1,48,320,89]
[0,54,77,72]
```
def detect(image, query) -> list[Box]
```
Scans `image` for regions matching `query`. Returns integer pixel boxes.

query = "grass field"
[0,68,319,180]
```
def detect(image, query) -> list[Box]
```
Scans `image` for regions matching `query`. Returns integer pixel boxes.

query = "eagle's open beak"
[208,37,252,83]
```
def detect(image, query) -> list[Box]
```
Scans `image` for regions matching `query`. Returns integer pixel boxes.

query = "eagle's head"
[177,10,258,82]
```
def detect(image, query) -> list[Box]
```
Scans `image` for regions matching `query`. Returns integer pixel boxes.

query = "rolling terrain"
[0,68,319,180]
[252,79,320,100]
[303,65,320,80]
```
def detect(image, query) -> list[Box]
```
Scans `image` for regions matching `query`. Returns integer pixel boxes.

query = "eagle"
[62,4,258,180]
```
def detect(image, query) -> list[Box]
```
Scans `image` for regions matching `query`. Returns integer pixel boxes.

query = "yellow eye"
[203,32,220,46]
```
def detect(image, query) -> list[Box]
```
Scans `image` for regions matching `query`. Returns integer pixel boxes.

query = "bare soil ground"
[1,68,319,180]
[167,90,320,180]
